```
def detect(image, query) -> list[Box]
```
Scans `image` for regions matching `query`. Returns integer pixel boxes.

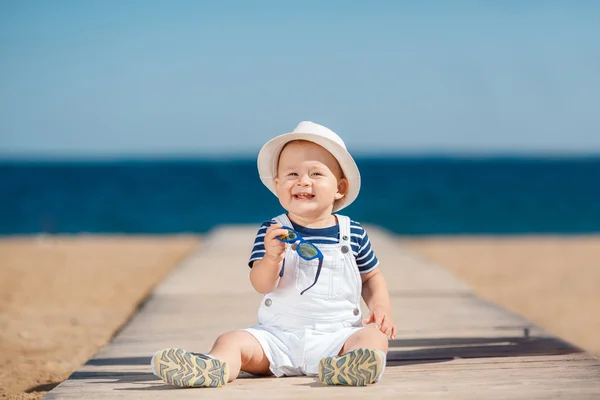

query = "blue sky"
[1,1,599,159]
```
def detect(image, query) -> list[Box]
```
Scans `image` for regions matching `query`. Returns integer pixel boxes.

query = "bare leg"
[151,330,271,387]
[339,325,388,355]
[208,330,272,382]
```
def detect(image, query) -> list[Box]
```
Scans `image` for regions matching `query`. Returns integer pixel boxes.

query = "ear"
[274,177,280,192]
[334,177,348,200]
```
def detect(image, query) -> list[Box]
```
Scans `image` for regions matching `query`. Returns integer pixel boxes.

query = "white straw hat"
[257,121,361,212]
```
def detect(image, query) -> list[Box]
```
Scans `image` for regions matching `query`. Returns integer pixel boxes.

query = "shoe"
[318,348,385,386]
[151,348,229,388]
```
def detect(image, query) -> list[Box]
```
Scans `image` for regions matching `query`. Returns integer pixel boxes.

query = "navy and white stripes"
[249,218,379,274]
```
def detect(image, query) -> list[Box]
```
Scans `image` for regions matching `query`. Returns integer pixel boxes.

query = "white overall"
[244,213,365,377]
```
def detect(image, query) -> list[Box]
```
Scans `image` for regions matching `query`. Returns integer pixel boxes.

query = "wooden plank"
[45,226,600,399]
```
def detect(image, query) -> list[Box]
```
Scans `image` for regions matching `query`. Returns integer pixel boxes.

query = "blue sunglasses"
[276,226,324,295]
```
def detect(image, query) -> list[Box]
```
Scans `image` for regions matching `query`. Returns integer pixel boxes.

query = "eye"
[311,172,323,177]
[287,172,298,177]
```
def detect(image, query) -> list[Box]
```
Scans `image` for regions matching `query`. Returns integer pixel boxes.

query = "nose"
[297,173,310,186]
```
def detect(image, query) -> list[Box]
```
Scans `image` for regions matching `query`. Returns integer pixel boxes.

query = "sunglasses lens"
[297,242,319,259]
[278,229,297,241]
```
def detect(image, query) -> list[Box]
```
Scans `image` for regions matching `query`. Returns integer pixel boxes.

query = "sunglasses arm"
[300,257,324,295]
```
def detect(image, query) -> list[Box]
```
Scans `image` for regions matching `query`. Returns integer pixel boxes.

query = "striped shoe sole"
[318,348,384,386]
[151,348,229,388]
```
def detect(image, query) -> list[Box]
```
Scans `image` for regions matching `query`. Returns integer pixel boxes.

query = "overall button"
[353,308,360,316]
[341,245,350,254]
[342,235,349,241]
[265,299,272,307]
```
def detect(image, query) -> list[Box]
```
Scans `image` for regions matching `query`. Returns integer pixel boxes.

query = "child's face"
[274,140,348,220]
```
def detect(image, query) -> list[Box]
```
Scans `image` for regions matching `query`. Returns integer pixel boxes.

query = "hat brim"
[257,132,361,212]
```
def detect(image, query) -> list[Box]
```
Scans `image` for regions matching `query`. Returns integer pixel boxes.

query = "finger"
[265,223,283,234]
[266,228,288,240]
[383,326,393,338]
[391,324,397,340]
[265,223,283,236]
[265,223,282,234]
[380,318,391,335]
[363,311,374,325]
[374,312,385,329]
[379,317,392,336]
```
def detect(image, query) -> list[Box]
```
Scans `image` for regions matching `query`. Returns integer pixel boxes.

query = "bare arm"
[361,268,397,339]
[249,223,287,294]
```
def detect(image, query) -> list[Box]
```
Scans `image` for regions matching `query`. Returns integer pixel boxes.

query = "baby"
[151,121,396,387]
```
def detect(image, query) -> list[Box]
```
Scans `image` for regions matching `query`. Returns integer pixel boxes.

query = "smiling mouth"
[293,193,315,200]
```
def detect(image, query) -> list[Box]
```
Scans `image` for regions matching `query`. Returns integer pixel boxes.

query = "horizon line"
[2,151,600,164]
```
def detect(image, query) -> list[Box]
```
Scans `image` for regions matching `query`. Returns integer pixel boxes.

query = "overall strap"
[335,214,352,247]
[272,213,292,227]
[336,214,362,307]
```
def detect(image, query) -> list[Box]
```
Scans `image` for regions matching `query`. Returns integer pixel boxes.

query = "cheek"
[317,180,338,191]
[276,181,293,195]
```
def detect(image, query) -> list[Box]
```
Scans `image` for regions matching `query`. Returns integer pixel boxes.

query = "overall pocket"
[295,253,343,299]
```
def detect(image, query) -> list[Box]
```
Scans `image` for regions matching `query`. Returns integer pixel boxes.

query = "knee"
[215,330,260,349]
[344,326,389,354]
[368,326,389,353]
[214,330,246,347]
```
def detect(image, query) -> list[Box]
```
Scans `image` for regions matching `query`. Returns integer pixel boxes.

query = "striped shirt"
[248,218,379,274]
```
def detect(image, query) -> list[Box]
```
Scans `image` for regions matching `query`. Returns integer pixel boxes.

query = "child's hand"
[263,223,288,264]
[363,306,397,340]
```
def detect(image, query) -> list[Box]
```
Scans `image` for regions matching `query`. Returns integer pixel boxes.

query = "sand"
[403,236,600,357]
[0,236,200,400]
[1,234,599,399]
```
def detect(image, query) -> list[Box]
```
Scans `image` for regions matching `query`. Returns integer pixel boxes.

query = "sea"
[1,157,599,236]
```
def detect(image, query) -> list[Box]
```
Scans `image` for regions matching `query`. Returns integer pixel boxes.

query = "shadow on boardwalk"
[34,334,580,392]
[388,335,579,363]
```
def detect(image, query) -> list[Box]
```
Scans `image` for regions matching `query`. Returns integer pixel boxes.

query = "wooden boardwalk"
[44,226,600,399]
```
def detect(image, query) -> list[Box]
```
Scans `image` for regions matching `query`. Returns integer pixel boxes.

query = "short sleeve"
[350,221,380,274]
[248,220,276,268]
